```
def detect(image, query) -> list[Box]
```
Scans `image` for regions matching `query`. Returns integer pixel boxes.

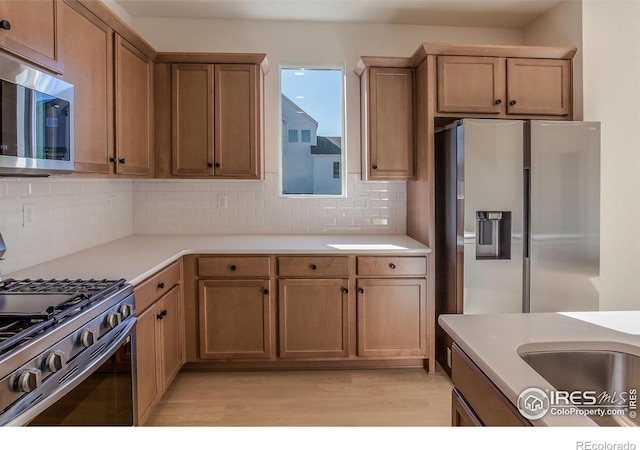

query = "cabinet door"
[115,35,153,176]
[366,67,414,180]
[214,64,260,178]
[507,58,571,116]
[278,278,349,358]
[356,278,427,357]
[199,279,271,359]
[60,2,113,173]
[452,388,483,426]
[436,56,504,114]
[0,0,62,73]
[158,285,184,391]
[135,304,161,425]
[172,64,213,175]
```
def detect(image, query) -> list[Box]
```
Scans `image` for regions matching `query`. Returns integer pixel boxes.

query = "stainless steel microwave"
[0,54,74,176]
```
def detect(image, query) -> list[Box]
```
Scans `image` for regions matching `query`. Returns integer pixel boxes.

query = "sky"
[281,68,343,137]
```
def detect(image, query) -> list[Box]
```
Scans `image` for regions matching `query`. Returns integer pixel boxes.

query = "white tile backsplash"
[0,178,134,275]
[133,173,406,235]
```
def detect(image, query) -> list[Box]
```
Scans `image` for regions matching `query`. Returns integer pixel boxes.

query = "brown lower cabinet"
[451,343,531,426]
[134,260,184,426]
[356,278,427,357]
[278,278,350,359]
[198,279,272,359]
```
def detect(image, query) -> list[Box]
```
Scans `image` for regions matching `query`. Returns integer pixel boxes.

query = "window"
[281,67,344,196]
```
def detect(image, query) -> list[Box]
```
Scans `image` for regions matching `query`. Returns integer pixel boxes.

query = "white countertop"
[6,234,430,286]
[438,311,640,426]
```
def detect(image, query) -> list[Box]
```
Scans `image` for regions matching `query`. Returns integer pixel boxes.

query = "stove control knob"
[17,369,42,393]
[107,312,122,329]
[45,351,66,373]
[120,304,132,319]
[80,330,95,348]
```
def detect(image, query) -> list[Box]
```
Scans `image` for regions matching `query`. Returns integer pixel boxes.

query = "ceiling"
[113,0,564,28]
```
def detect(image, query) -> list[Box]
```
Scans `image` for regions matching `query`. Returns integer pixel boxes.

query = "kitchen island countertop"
[439,311,640,426]
[6,234,430,286]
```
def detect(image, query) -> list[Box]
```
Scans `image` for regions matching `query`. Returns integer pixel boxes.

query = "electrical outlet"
[361,195,370,209]
[447,347,452,368]
[23,203,35,227]
[217,194,228,209]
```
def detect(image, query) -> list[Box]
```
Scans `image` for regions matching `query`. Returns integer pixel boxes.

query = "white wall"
[525,0,640,311]
[582,1,640,311]
[0,179,133,275]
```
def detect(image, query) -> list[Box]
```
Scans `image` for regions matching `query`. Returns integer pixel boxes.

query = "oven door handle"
[2,318,136,427]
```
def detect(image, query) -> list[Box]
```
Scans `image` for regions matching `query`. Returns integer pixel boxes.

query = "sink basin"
[520,350,639,426]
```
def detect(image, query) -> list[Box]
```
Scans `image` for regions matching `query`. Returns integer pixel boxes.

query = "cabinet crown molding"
[156,52,269,73]
[411,42,577,66]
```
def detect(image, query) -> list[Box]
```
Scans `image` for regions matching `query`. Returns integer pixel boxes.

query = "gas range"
[0,278,135,426]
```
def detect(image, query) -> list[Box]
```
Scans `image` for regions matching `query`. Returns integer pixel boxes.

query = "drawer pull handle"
[358,288,364,294]
[310,264,317,270]
[263,289,269,295]
[157,282,165,289]
[230,265,237,271]
[389,263,396,269]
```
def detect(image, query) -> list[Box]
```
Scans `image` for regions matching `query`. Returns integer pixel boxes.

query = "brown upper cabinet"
[114,35,154,176]
[429,44,575,118]
[0,0,63,73]
[356,57,415,181]
[155,54,268,179]
[58,0,156,176]
[59,1,114,174]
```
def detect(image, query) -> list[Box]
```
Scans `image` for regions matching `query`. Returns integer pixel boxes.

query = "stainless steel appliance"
[0,278,136,426]
[435,119,600,315]
[0,54,74,176]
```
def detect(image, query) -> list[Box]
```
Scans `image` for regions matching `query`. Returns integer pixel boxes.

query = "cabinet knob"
[494,99,502,105]
[156,312,164,320]
[157,282,165,289]
[389,263,396,269]
[343,288,349,294]
[372,164,378,170]
[509,100,517,106]
[0,20,11,31]
[119,158,126,164]
[263,289,269,295]
[109,157,116,163]
[230,265,237,271]
[310,264,317,270]
[358,288,364,294]
[161,309,168,316]
[215,162,221,168]
[207,162,213,168]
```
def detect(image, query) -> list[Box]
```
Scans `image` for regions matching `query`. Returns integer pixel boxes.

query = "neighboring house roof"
[311,136,341,155]
[282,94,318,127]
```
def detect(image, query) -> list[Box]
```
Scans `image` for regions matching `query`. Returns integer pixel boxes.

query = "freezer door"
[529,121,600,312]
[462,119,524,313]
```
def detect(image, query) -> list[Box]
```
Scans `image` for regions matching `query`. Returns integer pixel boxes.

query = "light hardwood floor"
[144,366,453,426]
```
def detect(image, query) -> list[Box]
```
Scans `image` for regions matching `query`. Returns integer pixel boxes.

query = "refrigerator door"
[462,119,524,313]
[529,121,600,312]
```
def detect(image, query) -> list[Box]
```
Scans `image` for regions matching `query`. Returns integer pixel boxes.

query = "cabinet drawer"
[278,256,349,277]
[135,260,182,314]
[356,256,427,276]
[198,256,271,278]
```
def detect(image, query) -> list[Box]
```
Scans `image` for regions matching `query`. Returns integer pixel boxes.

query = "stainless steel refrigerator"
[435,119,600,315]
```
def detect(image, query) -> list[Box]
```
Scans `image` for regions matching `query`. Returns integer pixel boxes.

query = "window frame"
[278,64,347,198]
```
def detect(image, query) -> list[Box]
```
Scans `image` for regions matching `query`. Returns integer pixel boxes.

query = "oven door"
[4,318,137,426]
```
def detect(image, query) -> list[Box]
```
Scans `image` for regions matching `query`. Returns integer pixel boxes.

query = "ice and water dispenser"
[476,211,511,260]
